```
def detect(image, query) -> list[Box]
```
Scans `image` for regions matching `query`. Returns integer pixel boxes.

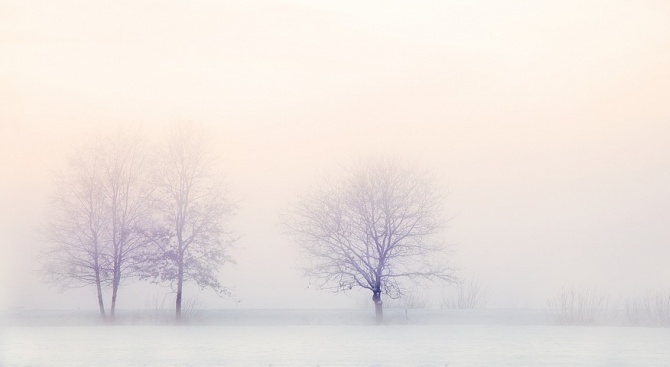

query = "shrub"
[547,286,612,325]
[441,278,488,309]
[624,292,670,327]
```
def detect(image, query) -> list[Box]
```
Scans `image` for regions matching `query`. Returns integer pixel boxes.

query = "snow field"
[2,324,670,367]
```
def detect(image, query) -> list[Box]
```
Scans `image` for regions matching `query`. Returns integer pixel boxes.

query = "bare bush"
[385,291,432,310]
[180,293,203,321]
[624,291,670,327]
[143,293,171,322]
[441,278,488,309]
[143,291,202,323]
[547,286,613,325]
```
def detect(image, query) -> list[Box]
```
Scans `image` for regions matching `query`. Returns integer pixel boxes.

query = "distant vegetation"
[546,286,613,325]
[441,278,489,310]
[546,286,670,327]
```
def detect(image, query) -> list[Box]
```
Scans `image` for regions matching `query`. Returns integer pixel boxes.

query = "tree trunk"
[95,270,106,320]
[110,248,123,321]
[110,273,120,320]
[175,261,183,322]
[372,290,383,324]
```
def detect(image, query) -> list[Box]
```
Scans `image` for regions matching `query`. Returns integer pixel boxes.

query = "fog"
[1,0,670,313]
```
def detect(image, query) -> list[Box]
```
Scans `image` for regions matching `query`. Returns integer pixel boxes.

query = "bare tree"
[99,131,154,318]
[147,124,235,321]
[42,144,110,318]
[286,158,456,323]
[42,131,154,320]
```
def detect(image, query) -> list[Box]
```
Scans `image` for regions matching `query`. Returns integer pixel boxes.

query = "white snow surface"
[2,310,670,366]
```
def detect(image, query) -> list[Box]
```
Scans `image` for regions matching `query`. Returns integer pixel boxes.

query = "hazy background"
[1,0,669,311]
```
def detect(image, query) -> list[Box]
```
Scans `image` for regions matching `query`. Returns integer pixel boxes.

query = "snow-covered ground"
[2,310,670,366]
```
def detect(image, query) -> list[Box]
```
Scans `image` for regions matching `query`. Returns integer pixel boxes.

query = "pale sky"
[1,0,670,310]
